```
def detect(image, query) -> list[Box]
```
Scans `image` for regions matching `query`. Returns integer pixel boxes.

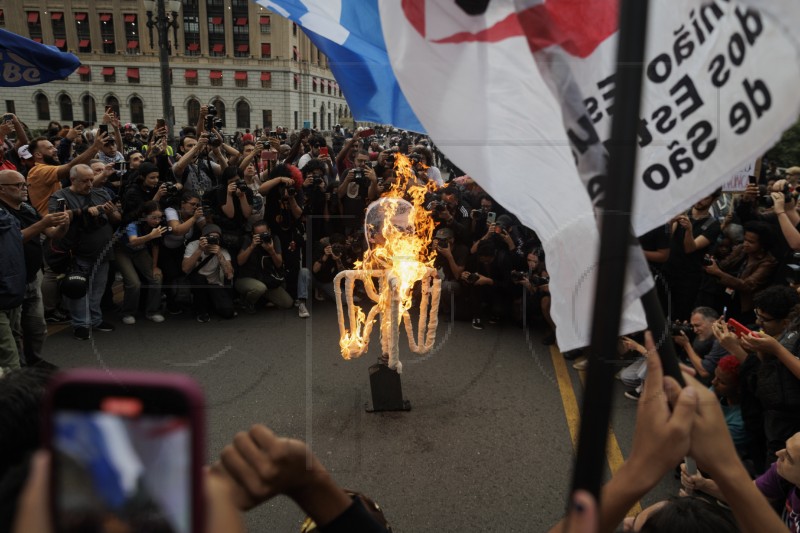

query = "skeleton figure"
[334,198,441,373]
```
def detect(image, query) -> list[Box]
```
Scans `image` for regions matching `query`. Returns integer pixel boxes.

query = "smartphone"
[44,369,206,533]
[72,120,88,129]
[727,318,754,338]
[748,174,757,185]
[98,124,109,135]
[358,128,375,138]
[55,198,67,212]
[467,272,480,284]
[486,212,497,225]
[261,150,277,161]
[319,146,329,157]
[156,118,166,129]
[2,113,12,123]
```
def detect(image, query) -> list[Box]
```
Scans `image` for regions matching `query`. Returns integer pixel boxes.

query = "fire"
[337,153,440,361]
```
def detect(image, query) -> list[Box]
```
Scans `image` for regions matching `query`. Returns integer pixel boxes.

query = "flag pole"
[570,0,651,500]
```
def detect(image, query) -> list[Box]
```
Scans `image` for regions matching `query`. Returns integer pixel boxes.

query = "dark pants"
[188,273,235,319]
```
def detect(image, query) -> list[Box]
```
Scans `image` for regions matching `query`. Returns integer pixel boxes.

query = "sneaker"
[146,313,165,323]
[73,327,90,340]
[572,358,588,370]
[196,313,211,323]
[298,302,310,318]
[624,388,641,401]
[45,309,69,324]
[121,315,136,325]
[472,318,484,330]
[94,321,115,332]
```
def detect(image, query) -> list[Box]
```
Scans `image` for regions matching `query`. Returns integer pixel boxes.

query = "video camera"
[759,182,794,208]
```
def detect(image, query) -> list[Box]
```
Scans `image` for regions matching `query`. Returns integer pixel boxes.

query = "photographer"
[514,251,555,344]
[703,221,778,324]
[181,224,235,322]
[337,151,377,235]
[121,162,180,224]
[48,164,121,340]
[312,235,348,302]
[202,166,253,256]
[461,240,513,330]
[160,192,205,314]
[411,145,443,186]
[672,306,726,383]
[302,159,333,240]
[434,187,471,246]
[235,223,294,313]
[768,178,800,252]
[432,227,467,317]
[171,134,223,198]
[116,201,166,325]
[469,194,497,241]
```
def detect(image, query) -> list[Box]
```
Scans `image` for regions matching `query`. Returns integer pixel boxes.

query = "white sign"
[722,160,757,191]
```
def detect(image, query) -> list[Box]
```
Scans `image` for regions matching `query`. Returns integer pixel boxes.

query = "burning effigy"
[333,154,441,373]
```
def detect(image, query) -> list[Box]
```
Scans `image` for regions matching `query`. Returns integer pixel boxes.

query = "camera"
[258,232,271,243]
[206,234,220,246]
[331,243,344,256]
[510,270,528,282]
[352,169,366,185]
[670,323,693,336]
[436,238,449,249]
[56,198,67,212]
[759,182,793,208]
[312,176,324,186]
[206,105,217,116]
[113,161,128,173]
[163,181,179,195]
[530,274,550,287]
[235,179,248,192]
[433,202,447,213]
[702,254,714,266]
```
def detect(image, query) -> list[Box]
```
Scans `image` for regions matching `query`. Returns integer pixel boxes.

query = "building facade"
[0,0,350,133]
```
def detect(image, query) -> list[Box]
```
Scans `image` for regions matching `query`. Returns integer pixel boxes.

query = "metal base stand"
[365,363,411,412]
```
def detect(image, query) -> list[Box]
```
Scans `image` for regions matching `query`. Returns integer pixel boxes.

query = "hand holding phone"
[727,318,754,338]
[486,212,497,225]
[45,370,206,533]
[358,128,375,138]
[319,146,329,157]
[261,150,277,161]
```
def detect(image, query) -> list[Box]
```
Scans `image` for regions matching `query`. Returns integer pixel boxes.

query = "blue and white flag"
[0,29,80,87]
[257,0,424,132]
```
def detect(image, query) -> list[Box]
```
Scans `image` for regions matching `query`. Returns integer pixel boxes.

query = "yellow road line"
[551,347,641,516]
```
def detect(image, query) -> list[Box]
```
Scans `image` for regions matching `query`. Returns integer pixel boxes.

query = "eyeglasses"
[0,182,28,189]
[185,201,201,207]
[755,311,779,323]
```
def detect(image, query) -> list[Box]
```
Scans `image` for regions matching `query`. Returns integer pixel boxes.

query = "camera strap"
[189,253,215,276]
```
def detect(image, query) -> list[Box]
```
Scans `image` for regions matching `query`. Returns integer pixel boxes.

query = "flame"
[338,154,439,359]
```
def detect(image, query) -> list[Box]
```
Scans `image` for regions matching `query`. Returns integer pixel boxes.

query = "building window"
[210,70,223,87]
[82,95,97,123]
[0,9,5,28]
[124,14,139,54]
[234,71,248,88]
[234,43,249,58]
[312,78,317,93]
[233,18,248,35]
[77,65,91,82]
[260,16,270,33]
[294,110,298,130]
[100,13,115,54]
[75,13,90,52]
[210,42,225,58]
[127,68,140,84]
[208,16,223,35]
[5,101,15,114]
[183,14,199,33]
[211,99,226,127]
[51,12,67,51]
[262,110,272,130]
[185,69,198,86]
[260,43,271,59]
[292,46,298,61]
[35,93,50,121]
[185,42,200,56]
[102,67,116,83]
[187,98,200,125]
[27,11,43,43]
[130,97,144,124]
[293,74,298,90]
[235,100,250,129]
[59,94,73,121]
[292,22,297,36]
[312,112,317,129]
[260,72,271,89]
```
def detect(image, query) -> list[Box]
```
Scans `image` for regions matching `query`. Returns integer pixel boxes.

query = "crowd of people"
[2,104,800,530]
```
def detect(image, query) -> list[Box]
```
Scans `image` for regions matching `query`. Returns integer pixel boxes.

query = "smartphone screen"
[46,371,204,533]
[98,124,109,135]
[486,212,497,225]
[261,150,277,161]
[156,118,166,129]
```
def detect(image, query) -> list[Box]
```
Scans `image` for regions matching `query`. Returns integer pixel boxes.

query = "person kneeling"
[235,223,293,313]
[182,224,236,322]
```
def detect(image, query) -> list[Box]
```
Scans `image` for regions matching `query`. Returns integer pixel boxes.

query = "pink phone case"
[43,369,206,533]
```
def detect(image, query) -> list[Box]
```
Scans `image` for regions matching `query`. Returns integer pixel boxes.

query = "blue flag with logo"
[257,0,424,133]
[0,29,80,87]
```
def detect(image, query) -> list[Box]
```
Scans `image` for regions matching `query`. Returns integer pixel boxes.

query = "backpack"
[0,206,25,309]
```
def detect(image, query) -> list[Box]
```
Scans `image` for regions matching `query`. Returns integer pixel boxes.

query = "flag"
[512,0,800,236]
[0,29,80,86]
[257,0,424,132]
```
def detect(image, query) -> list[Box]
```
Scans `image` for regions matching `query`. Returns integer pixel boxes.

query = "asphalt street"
[42,299,678,532]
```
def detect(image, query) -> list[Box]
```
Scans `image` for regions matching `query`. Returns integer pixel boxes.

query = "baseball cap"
[202,224,221,236]
[17,145,32,160]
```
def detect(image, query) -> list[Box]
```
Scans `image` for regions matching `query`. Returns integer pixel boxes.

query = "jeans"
[11,271,47,365]
[65,260,110,329]
[297,267,310,301]
[188,273,236,318]
[0,306,21,370]
[115,246,162,315]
